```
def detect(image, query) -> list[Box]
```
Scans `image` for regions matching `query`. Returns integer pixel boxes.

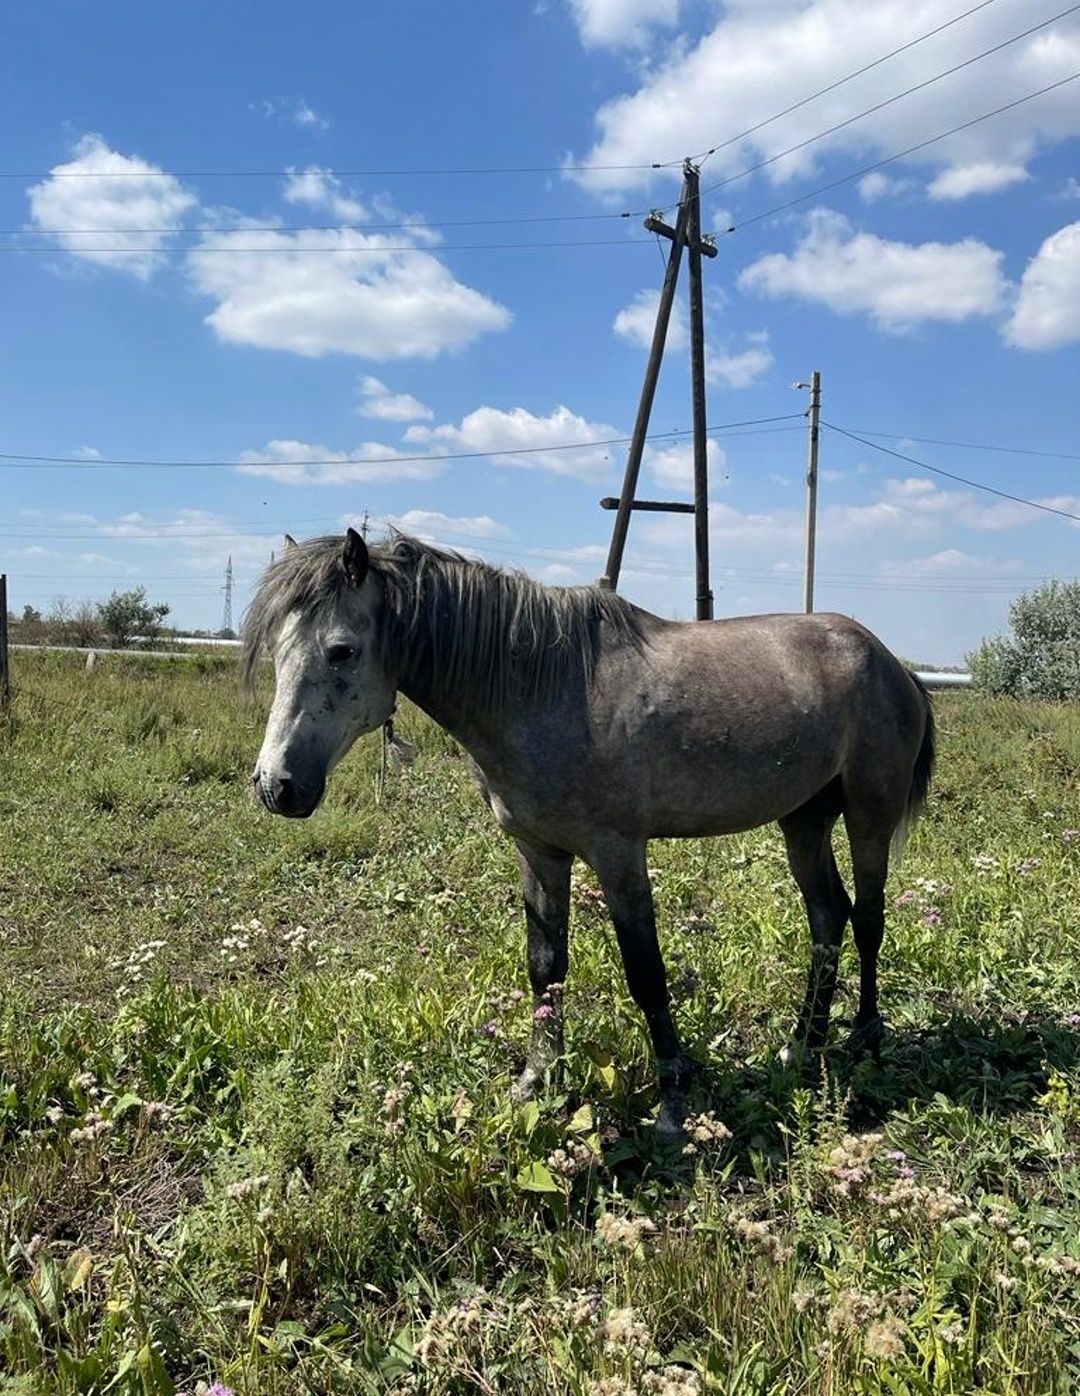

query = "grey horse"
[245,529,934,1138]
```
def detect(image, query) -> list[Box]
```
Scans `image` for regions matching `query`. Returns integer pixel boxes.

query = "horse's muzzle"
[251,768,324,819]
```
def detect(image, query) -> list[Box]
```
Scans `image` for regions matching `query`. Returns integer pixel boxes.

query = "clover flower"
[826,1288,883,1334]
[224,1174,269,1202]
[595,1305,651,1355]
[594,1212,656,1251]
[547,1141,594,1179]
[864,1315,907,1360]
[643,1371,701,1396]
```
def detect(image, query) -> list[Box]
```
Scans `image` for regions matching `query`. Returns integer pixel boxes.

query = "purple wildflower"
[533,1004,555,1022]
[922,907,944,928]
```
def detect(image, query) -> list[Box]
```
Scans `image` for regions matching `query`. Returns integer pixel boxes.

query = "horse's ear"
[342,527,369,588]
[284,533,298,552]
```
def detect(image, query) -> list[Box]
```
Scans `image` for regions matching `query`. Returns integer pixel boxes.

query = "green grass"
[1,649,1079,1395]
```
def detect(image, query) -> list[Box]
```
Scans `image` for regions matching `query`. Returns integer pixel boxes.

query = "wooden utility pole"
[801,370,822,614]
[0,574,9,708]
[685,162,713,620]
[599,159,717,618]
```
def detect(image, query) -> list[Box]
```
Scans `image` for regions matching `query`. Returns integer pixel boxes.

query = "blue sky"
[2,0,1078,663]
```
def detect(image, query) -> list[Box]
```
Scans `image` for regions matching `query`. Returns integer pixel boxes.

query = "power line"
[0,417,805,471]
[0,159,660,181]
[3,0,1010,241]
[827,428,1080,463]
[720,69,1080,233]
[684,0,1006,167]
[823,422,1080,524]
[17,4,1067,261]
[0,211,638,236]
[0,235,654,256]
[697,4,1080,204]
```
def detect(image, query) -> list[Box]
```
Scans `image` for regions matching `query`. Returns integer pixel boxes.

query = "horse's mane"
[241,532,644,713]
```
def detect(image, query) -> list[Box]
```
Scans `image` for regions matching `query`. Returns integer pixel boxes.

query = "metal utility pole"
[0,574,9,708]
[599,159,717,617]
[801,370,822,614]
[221,555,234,635]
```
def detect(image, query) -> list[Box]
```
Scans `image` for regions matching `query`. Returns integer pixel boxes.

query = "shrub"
[969,580,1080,701]
[97,587,170,649]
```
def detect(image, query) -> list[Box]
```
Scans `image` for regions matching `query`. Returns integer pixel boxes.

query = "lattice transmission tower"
[221,555,234,635]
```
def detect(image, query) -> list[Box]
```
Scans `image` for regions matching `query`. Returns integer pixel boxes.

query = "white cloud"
[283,167,368,223]
[392,510,510,540]
[613,288,688,351]
[73,446,101,460]
[567,0,679,49]
[236,438,447,486]
[707,336,773,387]
[879,548,1024,577]
[825,476,1080,535]
[858,172,911,203]
[187,228,511,359]
[568,1,1080,197]
[404,404,621,480]
[77,509,279,573]
[293,100,330,131]
[77,552,124,567]
[255,98,330,131]
[27,134,196,280]
[356,375,433,422]
[927,161,1030,200]
[738,210,1007,332]
[1004,221,1080,350]
[646,438,727,492]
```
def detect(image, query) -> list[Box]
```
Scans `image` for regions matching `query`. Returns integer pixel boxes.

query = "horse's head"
[249,528,398,818]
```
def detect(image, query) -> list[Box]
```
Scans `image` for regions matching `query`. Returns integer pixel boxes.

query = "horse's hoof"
[778,1041,806,1069]
[511,1066,542,1103]
[846,1015,885,1059]
[656,1100,687,1146]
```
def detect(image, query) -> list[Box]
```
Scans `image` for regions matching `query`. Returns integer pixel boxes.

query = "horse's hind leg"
[845,819,893,1056]
[512,838,572,1102]
[779,796,852,1061]
[590,837,689,1141]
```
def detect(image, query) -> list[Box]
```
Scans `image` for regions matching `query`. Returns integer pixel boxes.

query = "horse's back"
[575,608,925,840]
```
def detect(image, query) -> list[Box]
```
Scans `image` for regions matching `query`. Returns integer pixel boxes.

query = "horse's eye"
[326,644,356,667]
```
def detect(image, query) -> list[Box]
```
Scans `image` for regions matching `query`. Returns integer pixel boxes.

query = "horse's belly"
[645,767,831,837]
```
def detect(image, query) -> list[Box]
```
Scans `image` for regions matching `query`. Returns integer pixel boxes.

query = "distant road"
[12,640,239,661]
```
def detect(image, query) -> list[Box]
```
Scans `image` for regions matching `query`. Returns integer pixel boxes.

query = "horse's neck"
[397,667,502,758]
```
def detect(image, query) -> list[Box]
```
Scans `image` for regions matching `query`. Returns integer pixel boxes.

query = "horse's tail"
[893,672,936,858]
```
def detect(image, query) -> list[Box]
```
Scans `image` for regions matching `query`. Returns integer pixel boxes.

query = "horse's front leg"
[511,838,572,1103]
[592,837,690,1142]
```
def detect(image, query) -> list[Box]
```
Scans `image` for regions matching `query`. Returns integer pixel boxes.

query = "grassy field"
[1,649,1079,1395]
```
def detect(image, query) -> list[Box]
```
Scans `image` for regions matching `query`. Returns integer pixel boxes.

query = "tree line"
[6,587,193,649]
[6,578,1079,697]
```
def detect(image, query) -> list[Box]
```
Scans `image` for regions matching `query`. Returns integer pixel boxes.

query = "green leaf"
[113,1093,144,1119]
[583,1042,619,1091]
[566,1103,594,1134]
[64,1247,94,1292]
[515,1161,560,1193]
[136,1340,174,1396]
